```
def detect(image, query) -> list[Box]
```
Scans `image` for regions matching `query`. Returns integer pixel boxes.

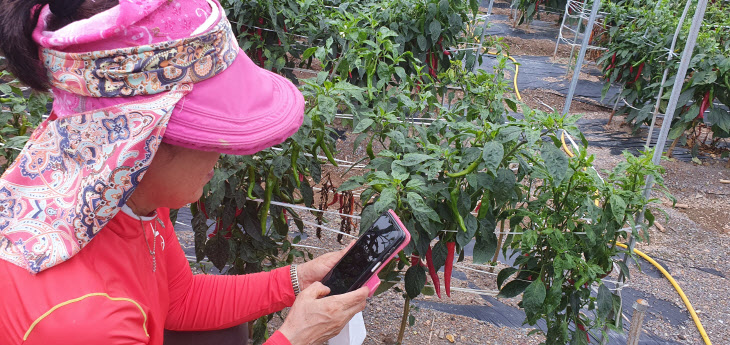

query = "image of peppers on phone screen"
[321,210,410,296]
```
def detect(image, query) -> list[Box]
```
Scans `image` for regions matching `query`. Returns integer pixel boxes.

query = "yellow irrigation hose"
[559,133,711,344]
[560,131,575,158]
[485,51,522,101]
[615,242,712,345]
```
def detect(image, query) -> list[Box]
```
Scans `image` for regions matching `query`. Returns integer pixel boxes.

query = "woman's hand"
[278,282,369,345]
[296,242,354,290]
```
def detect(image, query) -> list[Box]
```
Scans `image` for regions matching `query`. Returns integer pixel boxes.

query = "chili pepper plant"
[223,0,483,84]
[341,78,670,343]
[182,1,677,344]
[0,69,51,174]
[599,0,730,161]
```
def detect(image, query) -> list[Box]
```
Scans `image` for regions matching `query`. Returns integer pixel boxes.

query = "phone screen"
[322,213,406,295]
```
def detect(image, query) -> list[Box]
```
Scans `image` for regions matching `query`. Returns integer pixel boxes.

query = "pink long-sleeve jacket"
[0,208,293,345]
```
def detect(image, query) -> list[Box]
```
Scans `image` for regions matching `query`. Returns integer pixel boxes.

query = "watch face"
[323,213,405,295]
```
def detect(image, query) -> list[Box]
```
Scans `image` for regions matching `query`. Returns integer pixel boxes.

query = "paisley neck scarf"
[0,5,237,274]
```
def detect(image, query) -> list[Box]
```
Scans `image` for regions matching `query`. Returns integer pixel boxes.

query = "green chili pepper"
[366,135,376,160]
[631,56,647,67]
[313,133,324,157]
[477,191,491,219]
[320,140,339,167]
[449,183,467,233]
[261,169,274,236]
[247,166,256,200]
[446,153,482,178]
[291,144,301,188]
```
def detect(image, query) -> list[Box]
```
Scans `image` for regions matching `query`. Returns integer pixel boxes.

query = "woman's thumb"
[303,281,331,298]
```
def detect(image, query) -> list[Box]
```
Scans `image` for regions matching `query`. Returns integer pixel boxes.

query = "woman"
[0,0,370,344]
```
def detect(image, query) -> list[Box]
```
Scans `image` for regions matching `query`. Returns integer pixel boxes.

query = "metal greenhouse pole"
[618,0,709,279]
[562,0,601,115]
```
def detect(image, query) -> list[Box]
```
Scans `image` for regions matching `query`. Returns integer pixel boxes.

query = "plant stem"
[396,296,411,345]
[489,219,506,273]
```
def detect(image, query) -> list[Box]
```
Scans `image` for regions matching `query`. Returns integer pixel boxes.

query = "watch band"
[290,264,301,296]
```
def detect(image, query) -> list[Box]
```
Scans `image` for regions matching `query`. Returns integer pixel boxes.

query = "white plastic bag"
[328,312,366,345]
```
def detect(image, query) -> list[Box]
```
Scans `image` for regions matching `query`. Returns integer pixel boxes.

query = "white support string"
[281,66,320,75]
[454,264,536,284]
[248,198,361,219]
[296,218,358,239]
[311,186,364,198]
[269,146,368,168]
[448,287,499,296]
[382,281,500,297]
[276,242,334,251]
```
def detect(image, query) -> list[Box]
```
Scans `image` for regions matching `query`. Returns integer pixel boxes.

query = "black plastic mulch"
[485,14,563,41]
[478,54,622,107]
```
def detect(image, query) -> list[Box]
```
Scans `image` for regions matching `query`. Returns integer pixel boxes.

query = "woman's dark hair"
[0,0,118,91]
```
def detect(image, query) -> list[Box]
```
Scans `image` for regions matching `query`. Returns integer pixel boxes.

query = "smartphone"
[321,210,411,296]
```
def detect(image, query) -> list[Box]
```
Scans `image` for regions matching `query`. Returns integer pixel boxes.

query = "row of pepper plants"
[598,0,730,162]
[510,0,569,27]
[0,1,670,343]
[197,1,671,344]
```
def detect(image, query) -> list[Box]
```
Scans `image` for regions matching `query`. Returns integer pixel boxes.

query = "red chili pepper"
[209,219,221,239]
[633,62,644,83]
[607,52,616,71]
[437,37,450,56]
[283,209,289,224]
[474,201,481,214]
[576,323,590,343]
[212,207,245,239]
[431,52,438,79]
[411,254,420,267]
[699,90,711,119]
[445,242,455,297]
[348,71,353,79]
[298,173,304,182]
[425,246,442,298]
[198,200,209,219]
[425,52,431,77]
[327,193,340,207]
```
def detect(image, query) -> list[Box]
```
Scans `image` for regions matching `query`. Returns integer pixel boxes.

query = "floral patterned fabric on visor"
[0,16,238,274]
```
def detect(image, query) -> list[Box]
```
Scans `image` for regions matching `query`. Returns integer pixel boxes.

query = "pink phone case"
[364,209,412,297]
